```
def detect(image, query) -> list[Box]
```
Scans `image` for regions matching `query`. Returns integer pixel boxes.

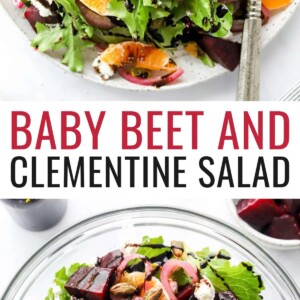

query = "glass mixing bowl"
[2,206,300,299]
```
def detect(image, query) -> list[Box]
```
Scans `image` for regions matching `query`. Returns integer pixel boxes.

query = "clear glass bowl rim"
[2,205,300,299]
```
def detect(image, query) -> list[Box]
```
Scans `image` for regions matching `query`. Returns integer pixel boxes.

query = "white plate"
[0,0,299,91]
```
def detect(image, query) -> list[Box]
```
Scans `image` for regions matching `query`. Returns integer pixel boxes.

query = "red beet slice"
[24,6,60,31]
[216,291,238,300]
[65,267,114,300]
[265,215,300,240]
[199,36,241,71]
[177,284,194,300]
[237,199,284,230]
[96,250,124,269]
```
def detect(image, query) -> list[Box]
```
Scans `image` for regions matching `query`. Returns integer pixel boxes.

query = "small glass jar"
[1,199,67,231]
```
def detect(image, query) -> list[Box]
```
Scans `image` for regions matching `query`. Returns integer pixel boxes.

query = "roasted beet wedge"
[24,6,60,31]
[96,250,124,269]
[65,267,114,300]
[215,291,238,300]
[265,215,300,240]
[199,36,241,71]
[237,199,284,230]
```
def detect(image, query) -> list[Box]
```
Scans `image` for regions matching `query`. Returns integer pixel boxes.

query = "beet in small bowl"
[228,199,300,250]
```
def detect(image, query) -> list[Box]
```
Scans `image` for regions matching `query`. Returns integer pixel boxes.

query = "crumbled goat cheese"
[31,0,52,17]
[93,57,115,80]
[194,277,215,300]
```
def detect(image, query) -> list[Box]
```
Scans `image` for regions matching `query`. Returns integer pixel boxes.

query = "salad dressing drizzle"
[124,0,134,12]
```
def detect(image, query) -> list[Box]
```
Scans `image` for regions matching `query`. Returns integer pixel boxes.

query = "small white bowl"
[227,199,300,250]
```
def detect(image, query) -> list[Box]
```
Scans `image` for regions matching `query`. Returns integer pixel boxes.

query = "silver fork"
[236,0,262,101]
[279,80,300,101]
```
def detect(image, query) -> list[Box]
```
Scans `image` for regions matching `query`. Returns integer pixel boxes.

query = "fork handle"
[237,17,262,101]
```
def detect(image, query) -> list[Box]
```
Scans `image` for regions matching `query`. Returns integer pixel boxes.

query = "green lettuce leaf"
[179,0,212,31]
[186,248,264,300]
[45,263,88,300]
[151,22,185,47]
[60,14,94,72]
[211,3,233,38]
[32,14,93,72]
[202,260,264,300]
[31,0,94,72]
[136,236,171,259]
[45,288,55,300]
[108,0,150,39]
[31,23,64,52]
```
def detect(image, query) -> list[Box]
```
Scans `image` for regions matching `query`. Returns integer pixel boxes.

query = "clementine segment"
[100,42,178,72]
[79,0,110,15]
[262,0,292,10]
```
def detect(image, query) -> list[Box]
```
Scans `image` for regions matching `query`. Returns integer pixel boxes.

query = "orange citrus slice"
[100,42,177,72]
[79,0,110,15]
[262,0,292,10]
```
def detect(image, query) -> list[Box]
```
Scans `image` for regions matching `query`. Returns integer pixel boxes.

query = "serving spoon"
[236,0,262,101]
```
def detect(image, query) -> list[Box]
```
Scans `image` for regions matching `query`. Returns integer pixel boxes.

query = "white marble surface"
[0,4,300,101]
[0,199,299,298]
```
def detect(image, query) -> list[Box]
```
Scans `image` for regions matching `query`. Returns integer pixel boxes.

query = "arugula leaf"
[108,0,150,39]
[31,0,94,73]
[31,23,64,52]
[32,14,93,72]
[61,15,94,72]
[136,236,171,259]
[45,263,88,300]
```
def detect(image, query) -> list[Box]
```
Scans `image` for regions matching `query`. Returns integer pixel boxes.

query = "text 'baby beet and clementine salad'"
[16,0,292,86]
[45,236,264,300]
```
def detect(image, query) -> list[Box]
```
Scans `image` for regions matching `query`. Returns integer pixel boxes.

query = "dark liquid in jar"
[2,199,67,231]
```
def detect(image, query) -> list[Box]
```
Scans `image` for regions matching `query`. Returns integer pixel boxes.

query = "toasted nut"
[120,271,146,289]
[144,286,163,300]
[171,240,184,257]
[110,283,137,296]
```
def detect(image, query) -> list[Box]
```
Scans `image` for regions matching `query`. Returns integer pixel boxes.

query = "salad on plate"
[14,0,292,86]
[45,236,264,300]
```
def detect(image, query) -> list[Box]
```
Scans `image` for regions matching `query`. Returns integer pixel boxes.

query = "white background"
[0,199,299,297]
[0,4,299,101]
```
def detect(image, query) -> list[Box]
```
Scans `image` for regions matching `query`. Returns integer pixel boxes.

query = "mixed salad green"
[20,0,250,85]
[45,236,265,300]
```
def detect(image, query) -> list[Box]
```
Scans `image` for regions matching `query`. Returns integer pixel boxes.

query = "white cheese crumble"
[93,57,115,80]
[194,277,215,300]
[31,0,52,17]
